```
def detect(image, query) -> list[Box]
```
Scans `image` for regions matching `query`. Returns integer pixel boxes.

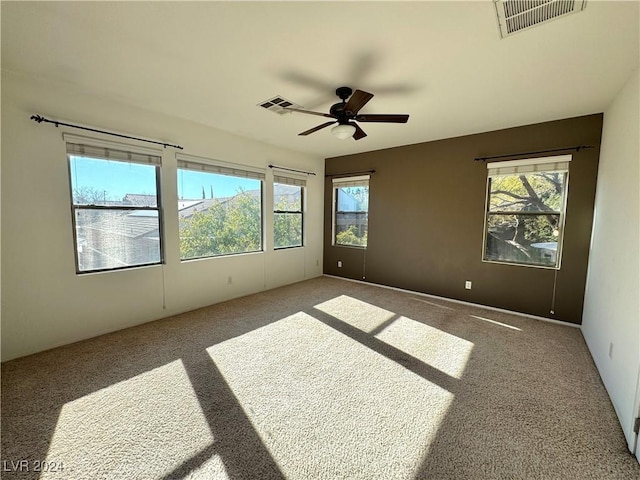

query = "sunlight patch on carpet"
[207,312,453,480]
[374,315,474,379]
[469,314,522,331]
[314,295,396,332]
[408,297,455,310]
[42,360,216,480]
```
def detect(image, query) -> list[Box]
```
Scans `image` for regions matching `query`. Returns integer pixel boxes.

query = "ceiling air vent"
[494,0,587,38]
[257,96,302,115]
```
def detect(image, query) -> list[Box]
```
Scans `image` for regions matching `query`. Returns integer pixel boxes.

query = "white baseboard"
[323,274,580,328]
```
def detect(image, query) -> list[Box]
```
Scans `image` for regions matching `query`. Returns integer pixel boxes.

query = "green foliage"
[487,214,557,243]
[179,186,305,257]
[274,213,302,248]
[179,190,261,258]
[275,191,301,211]
[336,225,367,247]
[274,188,303,248]
[490,173,563,213]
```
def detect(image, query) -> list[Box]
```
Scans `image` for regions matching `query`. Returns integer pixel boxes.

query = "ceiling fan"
[285,86,409,140]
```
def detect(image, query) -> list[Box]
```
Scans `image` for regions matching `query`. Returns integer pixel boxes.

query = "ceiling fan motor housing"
[330,103,350,124]
[336,86,353,100]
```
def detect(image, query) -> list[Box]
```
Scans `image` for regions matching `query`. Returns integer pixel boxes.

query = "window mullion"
[73,205,159,211]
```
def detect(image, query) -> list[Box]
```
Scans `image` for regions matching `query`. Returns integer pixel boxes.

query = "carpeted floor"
[2,276,638,479]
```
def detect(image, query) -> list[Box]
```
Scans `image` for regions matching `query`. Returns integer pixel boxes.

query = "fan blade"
[299,121,336,136]
[355,114,409,123]
[285,107,335,119]
[353,123,367,140]
[345,89,374,115]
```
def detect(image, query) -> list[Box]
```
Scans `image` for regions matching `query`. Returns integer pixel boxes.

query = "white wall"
[582,68,639,451]
[1,71,325,361]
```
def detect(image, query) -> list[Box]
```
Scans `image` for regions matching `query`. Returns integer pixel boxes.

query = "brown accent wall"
[324,114,603,324]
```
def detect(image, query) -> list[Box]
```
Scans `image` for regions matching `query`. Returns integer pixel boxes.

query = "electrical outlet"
[465,281,472,290]
[609,342,614,359]
[337,261,342,268]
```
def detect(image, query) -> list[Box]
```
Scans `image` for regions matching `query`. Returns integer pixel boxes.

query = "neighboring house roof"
[178,198,225,219]
[123,193,157,206]
[80,185,302,239]
[178,200,203,210]
[81,211,159,239]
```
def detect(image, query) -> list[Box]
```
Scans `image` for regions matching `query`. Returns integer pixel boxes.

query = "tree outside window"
[483,156,570,268]
[274,183,303,249]
[177,164,264,260]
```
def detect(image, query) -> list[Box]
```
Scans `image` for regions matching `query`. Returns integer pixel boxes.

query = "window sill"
[180,250,264,263]
[76,262,163,275]
[333,244,368,250]
[482,258,560,270]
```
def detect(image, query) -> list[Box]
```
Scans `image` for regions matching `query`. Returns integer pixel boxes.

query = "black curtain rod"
[474,145,593,162]
[268,164,316,176]
[325,169,376,178]
[30,114,184,150]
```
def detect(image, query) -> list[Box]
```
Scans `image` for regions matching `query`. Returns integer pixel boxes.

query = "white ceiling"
[2,1,638,159]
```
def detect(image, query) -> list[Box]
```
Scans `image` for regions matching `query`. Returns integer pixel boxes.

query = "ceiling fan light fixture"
[332,123,356,140]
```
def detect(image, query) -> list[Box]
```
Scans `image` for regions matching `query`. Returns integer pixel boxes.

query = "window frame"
[66,137,164,274]
[176,154,266,261]
[273,178,304,250]
[332,175,370,249]
[481,155,571,270]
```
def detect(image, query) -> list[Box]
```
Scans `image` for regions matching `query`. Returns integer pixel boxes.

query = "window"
[333,175,370,247]
[66,138,163,273]
[177,156,264,260]
[483,155,570,269]
[273,174,304,249]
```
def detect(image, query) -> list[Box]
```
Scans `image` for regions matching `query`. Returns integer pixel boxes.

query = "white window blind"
[487,155,571,176]
[274,174,306,187]
[177,155,265,180]
[64,134,162,166]
[332,175,370,187]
